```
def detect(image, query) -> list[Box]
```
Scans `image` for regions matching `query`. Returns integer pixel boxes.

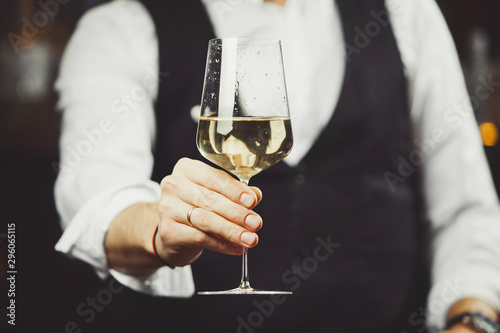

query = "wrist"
[152,225,174,268]
[139,203,165,270]
[105,202,163,274]
[446,313,500,333]
[446,298,499,323]
[446,298,499,333]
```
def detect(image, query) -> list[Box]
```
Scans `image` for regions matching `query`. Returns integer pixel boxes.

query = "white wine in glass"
[196,38,293,295]
[197,117,293,183]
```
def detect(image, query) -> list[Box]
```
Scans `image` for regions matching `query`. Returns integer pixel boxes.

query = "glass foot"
[198,286,292,295]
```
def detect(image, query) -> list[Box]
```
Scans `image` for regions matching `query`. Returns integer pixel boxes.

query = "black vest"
[106,1,429,332]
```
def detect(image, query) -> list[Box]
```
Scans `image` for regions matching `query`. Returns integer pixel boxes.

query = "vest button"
[297,161,307,172]
[294,174,305,185]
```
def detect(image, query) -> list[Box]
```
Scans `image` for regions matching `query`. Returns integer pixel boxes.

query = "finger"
[189,230,247,255]
[173,158,258,208]
[160,195,260,247]
[189,207,259,248]
[157,224,241,267]
[158,189,191,223]
[249,187,262,207]
[163,175,262,231]
[164,222,248,255]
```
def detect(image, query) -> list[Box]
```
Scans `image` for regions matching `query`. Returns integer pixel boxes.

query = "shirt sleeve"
[53,0,194,297]
[391,0,500,330]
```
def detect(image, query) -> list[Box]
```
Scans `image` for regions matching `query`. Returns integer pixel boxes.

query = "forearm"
[105,202,163,275]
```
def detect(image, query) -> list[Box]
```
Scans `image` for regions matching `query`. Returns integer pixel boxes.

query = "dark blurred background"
[0,0,499,332]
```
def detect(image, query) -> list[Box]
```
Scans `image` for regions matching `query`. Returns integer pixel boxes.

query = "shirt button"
[295,174,305,185]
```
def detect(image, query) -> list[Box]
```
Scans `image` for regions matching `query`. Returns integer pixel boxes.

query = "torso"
[111,1,430,331]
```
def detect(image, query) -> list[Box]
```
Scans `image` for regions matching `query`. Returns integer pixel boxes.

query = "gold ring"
[187,206,197,227]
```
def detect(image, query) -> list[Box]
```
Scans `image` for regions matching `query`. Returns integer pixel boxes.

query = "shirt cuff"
[54,181,194,297]
[109,266,194,297]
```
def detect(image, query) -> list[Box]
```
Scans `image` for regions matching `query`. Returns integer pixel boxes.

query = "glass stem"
[240,247,251,289]
[239,178,252,290]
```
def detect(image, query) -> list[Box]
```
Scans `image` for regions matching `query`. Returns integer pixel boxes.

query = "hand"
[155,158,263,267]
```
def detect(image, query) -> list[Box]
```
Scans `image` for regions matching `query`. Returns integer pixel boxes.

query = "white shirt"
[54,0,500,330]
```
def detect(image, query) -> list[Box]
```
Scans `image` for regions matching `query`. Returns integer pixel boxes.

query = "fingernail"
[240,193,255,208]
[241,232,256,246]
[245,214,261,230]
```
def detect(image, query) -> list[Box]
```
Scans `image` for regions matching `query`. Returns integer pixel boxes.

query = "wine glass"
[196,38,293,295]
